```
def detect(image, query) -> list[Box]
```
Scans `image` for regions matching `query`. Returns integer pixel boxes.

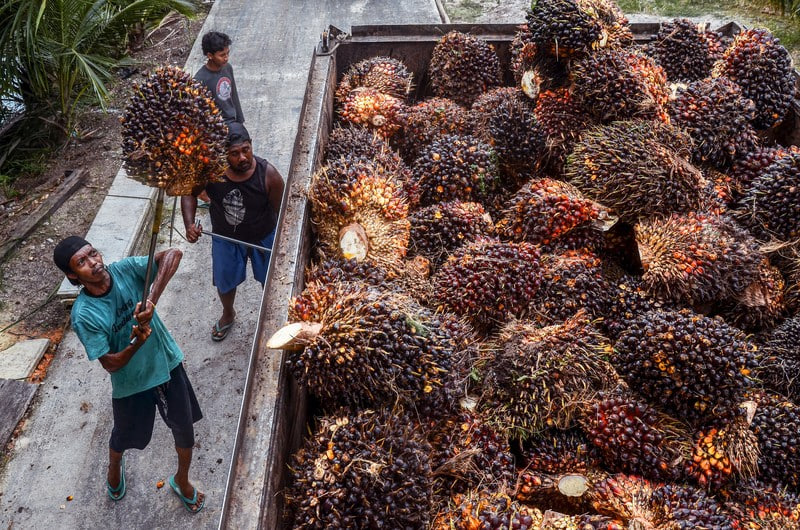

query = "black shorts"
[109,363,203,452]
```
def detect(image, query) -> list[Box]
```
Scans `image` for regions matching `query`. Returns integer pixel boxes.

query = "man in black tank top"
[182,124,284,341]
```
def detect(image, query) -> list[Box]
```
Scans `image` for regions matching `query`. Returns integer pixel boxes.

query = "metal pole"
[198,226,271,253]
[141,188,166,308]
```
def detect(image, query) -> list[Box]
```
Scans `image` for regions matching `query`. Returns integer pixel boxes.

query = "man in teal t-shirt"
[54,236,205,513]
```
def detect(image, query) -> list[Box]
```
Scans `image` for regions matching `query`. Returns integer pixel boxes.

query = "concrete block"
[106,168,157,200]
[0,338,50,380]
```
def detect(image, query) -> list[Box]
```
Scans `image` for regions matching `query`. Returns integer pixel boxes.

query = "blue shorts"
[211,230,275,294]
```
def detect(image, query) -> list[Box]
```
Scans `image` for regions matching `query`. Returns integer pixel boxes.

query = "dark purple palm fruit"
[428,31,502,108]
[647,19,725,82]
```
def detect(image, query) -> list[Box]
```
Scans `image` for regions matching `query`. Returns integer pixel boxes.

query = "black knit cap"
[53,236,91,274]
[226,122,251,147]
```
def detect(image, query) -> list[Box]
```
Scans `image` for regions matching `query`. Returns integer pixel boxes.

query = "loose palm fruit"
[567,120,704,222]
[712,28,796,130]
[481,313,618,438]
[334,56,413,103]
[286,408,432,528]
[433,237,542,332]
[121,65,227,195]
[614,309,758,425]
[428,31,502,107]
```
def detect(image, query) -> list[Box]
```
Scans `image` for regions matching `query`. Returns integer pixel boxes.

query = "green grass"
[619,0,800,63]
[443,0,485,22]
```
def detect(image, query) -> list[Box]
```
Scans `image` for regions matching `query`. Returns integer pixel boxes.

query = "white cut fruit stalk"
[557,474,589,497]
[266,322,323,350]
[339,223,369,261]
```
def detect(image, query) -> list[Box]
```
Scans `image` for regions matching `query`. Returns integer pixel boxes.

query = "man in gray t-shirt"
[195,31,244,125]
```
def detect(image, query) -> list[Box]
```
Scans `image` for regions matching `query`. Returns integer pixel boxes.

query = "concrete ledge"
[0,338,50,380]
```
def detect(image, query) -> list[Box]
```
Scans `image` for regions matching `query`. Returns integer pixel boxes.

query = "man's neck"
[82,269,112,297]
[205,62,223,73]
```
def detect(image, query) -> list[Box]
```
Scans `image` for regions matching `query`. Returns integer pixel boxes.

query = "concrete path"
[0,1,440,529]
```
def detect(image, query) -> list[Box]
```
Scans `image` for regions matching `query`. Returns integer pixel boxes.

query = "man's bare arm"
[265,162,285,214]
[98,314,151,373]
[148,248,182,306]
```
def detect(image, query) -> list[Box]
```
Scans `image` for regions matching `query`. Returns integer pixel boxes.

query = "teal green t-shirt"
[71,256,184,398]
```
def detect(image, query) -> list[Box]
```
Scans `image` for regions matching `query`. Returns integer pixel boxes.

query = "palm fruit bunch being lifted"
[121,65,227,195]
[712,28,796,130]
[428,31,502,107]
[614,308,758,425]
[480,312,618,439]
[668,77,760,169]
[646,19,727,82]
[566,120,704,222]
[635,212,763,306]
[286,408,432,528]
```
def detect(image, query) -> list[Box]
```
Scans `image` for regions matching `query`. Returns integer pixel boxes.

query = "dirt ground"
[0,10,210,353]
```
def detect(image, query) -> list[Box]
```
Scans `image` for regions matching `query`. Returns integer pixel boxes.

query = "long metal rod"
[199,227,271,253]
[141,188,166,307]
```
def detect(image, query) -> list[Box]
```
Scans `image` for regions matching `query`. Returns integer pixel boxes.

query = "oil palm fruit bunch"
[428,31,502,108]
[470,87,547,185]
[647,19,726,82]
[581,0,632,49]
[602,275,674,340]
[303,256,389,291]
[427,411,516,495]
[534,88,594,172]
[717,259,786,332]
[431,490,543,530]
[525,0,605,59]
[122,65,227,195]
[334,56,413,103]
[654,483,735,528]
[748,391,800,490]
[497,178,614,247]
[614,309,758,425]
[396,97,470,162]
[721,479,800,528]
[409,201,494,266]
[411,133,500,207]
[635,212,763,306]
[325,125,398,165]
[309,157,410,274]
[755,316,800,402]
[480,313,618,438]
[734,150,800,241]
[338,87,405,139]
[730,145,800,201]
[668,77,760,169]
[571,48,670,123]
[275,283,469,414]
[433,237,542,332]
[588,474,663,528]
[581,393,692,482]
[509,24,569,95]
[566,120,704,222]
[530,249,612,324]
[712,28,796,130]
[286,408,432,528]
[686,409,760,491]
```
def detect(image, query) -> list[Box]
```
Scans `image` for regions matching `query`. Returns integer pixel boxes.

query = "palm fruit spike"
[411,133,500,207]
[408,201,494,266]
[426,411,516,495]
[121,65,227,195]
[497,178,615,246]
[338,87,404,139]
[481,312,618,438]
[571,48,670,123]
[308,157,409,274]
[635,212,763,306]
[734,150,800,242]
[530,249,612,324]
[721,479,800,529]
[614,309,758,425]
[433,237,542,332]
[566,120,704,223]
[718,259,786,332]
[687,411,760,491]
[428,31,502,108]
[712,28,796,130]
[533,88,594,172]
[581,393,692,482]
[334,55,413,103]
[525,0,605,59]
[274,282,470,415]
[430,490,543,530]
[748,391,800,489]
[756,316,800,402]
[396,97,470,162]
[286,408,432,528]
[730,145,800,201]
[470,87,547,186]
[648,19,726,82]
[668,77,760,169]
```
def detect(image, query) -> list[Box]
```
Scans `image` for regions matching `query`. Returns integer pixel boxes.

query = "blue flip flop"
[107,456,126,501]
[169,475,205,514]
[211,319,234,342]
